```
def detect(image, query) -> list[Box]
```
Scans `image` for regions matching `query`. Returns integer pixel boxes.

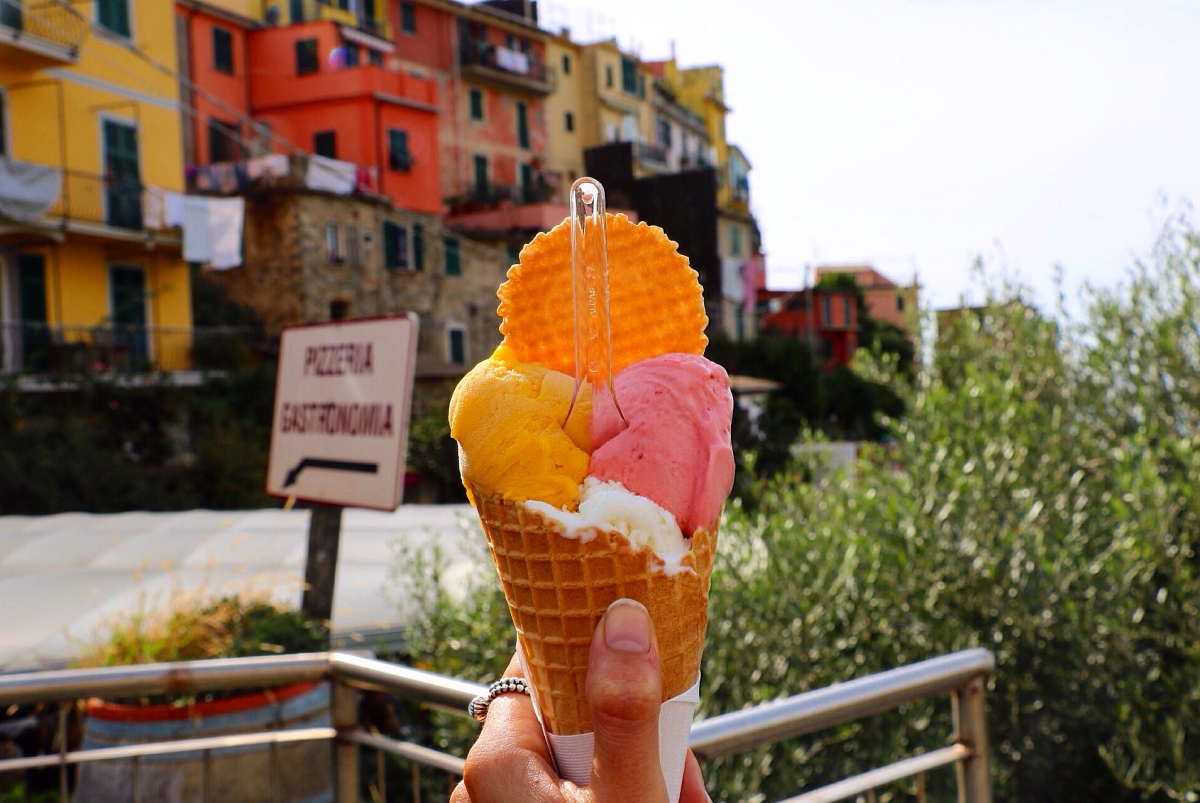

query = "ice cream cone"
[468,483,717,736]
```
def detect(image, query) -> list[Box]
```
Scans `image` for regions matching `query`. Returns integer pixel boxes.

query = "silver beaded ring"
[468,677,531,721]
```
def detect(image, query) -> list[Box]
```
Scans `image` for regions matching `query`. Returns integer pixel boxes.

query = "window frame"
[212,26,234,75]
[447,324,467,366]
[388,128,412,172]
[97,0,132,38]
[313,130,337,159]
[295,38,319,75]
[383,220,410,271]
[444,237,462,276]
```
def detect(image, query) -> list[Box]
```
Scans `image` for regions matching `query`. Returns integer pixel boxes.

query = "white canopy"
[0,505,483,673]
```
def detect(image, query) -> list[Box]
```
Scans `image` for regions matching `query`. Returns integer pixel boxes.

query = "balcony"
[38,168,181,244]
[458,41,552,95]
[635,142,670,172]
[0,323,267,377]
[0,0,87,66]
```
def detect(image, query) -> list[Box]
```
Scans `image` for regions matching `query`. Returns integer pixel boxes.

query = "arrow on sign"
[284,458,379,488]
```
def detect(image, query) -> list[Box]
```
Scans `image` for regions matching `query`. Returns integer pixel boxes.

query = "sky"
[534,0,1200,312]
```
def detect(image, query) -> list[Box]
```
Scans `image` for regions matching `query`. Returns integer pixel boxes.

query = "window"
[621,57,637,94]
[561,54,571,75]
[730,225,741,256]
[401,1,416,34]
[604,122,618,142]
[822,294,831,325]
[325,223,342,262]
[897,294,906,312]
[388,129,412,171]
[843,297,852,326]
[412,223,425,271]
[313,130,336,159]
[605,65,613,88]
[383,221,409,270]
[473,155,488,195]
[506,33,516,50]
[295,38,319,75]
[344,43,360,67]
[657,118,671,147]
[516,101,529,149]
[506,243,520,264]
[347,225,359,266]
[447,326,466,365]
[821,336,834,361]
[520,163,533,203]
[207,119,241,163]
[368,48,383,66]
[212,27,233,74]
[98,0,130,37]
[564,111,574,133]
[444,237,461,276]
[469,88,484,120]
[103,119,141,230]
[637,73,645,98]
[330,299,351,320]
[289,0,303,23]
[621,114,637,143]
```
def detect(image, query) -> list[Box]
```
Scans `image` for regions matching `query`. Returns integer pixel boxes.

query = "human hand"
[450,598,711,803]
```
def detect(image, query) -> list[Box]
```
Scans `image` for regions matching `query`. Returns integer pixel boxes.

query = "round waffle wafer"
[498,213,708,376]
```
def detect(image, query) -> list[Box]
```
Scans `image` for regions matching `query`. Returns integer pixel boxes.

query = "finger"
[462,653,560,803]
[587,599,667,803]
[678,751,713,803]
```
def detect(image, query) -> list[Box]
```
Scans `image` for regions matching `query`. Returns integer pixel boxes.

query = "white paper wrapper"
[517,643,701,803]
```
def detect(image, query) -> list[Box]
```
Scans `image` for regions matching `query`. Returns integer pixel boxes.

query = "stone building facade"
[207,188,511,412]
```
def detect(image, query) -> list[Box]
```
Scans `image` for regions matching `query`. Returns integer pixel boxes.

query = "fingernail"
[604,599,651,653]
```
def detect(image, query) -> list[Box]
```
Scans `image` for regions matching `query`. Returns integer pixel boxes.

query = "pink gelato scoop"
[589,353,735,535]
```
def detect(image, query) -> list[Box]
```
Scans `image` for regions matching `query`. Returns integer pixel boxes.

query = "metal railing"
[0,323,268,375]
[0,0,88,56]
[44,168,146,231]
[0,649,993,803]
[458,41,551,88]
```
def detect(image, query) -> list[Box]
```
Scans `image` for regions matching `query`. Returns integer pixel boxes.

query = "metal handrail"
[0,649,993,803]
[689,647,994,759]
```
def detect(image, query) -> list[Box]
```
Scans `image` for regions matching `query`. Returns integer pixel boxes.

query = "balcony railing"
[0,323,269,376]
[636,142,670,169]
[458,41,552,93]
[0,649,993,803]
[0,0,88,63]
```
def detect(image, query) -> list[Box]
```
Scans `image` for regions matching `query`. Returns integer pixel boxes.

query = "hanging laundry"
[181,195,245,269]
[246,153,290,181]
[0,156,61,222]
[163,191,186,227]
[182,196,213,263]
[305,155,356,195]
[143,187,166,229]
[208,196,245,270]
[355,165,376,193]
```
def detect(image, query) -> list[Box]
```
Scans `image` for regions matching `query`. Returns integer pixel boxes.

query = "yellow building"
[0,0,191,374]
[543,32,583,199]
[577,40,655,160]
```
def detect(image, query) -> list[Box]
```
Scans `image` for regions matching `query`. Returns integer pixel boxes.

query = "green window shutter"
[448,328,465,365]
[413,223,424,271]
[383,221,398,268]
[472,155,488,195]
[99,0,131,37]
[469,88,484,120]
[516,102,529,149]
[388,129,411,171]
[444,238,461,276]
[103,119,141,229]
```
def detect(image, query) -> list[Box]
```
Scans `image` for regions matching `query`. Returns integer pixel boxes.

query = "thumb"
[586,599,667,803]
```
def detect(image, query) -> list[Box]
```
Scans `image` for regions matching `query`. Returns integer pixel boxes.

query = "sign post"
[266,315,419,632]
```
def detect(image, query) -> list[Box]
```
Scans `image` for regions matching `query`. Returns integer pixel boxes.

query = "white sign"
[266,315,419,511]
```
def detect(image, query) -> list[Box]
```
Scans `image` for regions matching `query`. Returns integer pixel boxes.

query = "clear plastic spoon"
[564,177,626,429]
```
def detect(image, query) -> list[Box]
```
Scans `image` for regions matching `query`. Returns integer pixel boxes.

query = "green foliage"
[395,217,1200,803]
[407,408,469,503]
[0,782,58,803]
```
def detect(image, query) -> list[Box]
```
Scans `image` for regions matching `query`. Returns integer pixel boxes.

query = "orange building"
[177,0,442,214]
[814,264,919,334]
[758,288,859,370]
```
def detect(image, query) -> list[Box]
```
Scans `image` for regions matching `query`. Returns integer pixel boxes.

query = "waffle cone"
[469,484,716,736]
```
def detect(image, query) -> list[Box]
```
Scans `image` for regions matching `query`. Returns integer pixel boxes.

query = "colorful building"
[543,30,584,193]
[815,264,919,334]
[758,287,859,370]
[1,0,192,374]
[177,0,442,214]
